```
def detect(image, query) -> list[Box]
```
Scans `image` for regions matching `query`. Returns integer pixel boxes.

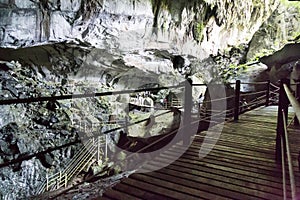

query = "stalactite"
[38,0,51,41]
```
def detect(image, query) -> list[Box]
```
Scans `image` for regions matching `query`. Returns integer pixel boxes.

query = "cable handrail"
[1,80,275,169]
[239,97,266,110]
[0,84,184,105]
[270,82,280,89]
[240,81,269,85]
[202,95,235,105]
[240,90,266,98]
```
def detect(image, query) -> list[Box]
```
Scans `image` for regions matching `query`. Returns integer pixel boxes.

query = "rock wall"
[0,0,278,58]
[247,1,300,60]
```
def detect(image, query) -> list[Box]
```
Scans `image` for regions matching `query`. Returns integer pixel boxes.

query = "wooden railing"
[275,79,299,200]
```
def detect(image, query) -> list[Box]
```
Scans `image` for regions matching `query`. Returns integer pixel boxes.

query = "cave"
[0,0,300,199]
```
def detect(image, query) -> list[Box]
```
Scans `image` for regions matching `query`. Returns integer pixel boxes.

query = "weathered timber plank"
[122,178,201,200]
[130,173,231,200]
[102,188,142,200]
[142,163,283,199]
[113,183,175,200]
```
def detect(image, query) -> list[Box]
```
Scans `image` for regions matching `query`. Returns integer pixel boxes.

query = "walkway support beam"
[265,80,270,107]
[276,79,289,163]
[234,80,241,121]
[183,79,193,145]
[294,83,300,125]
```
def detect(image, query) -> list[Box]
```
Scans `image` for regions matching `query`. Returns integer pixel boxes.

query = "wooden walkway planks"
[98,106,300,200]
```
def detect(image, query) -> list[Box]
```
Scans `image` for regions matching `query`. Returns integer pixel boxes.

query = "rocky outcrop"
[0,0,282,88]
[0,60,116,199]
[259,42,300,84]
[247,1,300,61]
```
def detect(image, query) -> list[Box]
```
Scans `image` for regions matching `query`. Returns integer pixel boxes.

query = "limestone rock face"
[247,1,300,60]
[0,0,278,58]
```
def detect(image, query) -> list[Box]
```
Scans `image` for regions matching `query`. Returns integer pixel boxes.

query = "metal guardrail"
[36,135,105,194]
[0,79,281,198]
[282,110,296,200]
[276,79,299,200]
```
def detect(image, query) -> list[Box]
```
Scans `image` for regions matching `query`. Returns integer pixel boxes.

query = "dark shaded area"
[0,123,20,158]
[0,139,80,169]
[36,153,54,168]
[260,43,300,69]
[0,41,91,74]
[0,62,10,71]
[172,55,185,71]
[116,108,181,153]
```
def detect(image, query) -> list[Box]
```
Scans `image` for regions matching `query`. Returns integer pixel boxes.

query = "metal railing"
[35,81,278,193]
[276,79,299,200]
[0,79,281,198]
[196,80,276,121]
[36,136,104,194]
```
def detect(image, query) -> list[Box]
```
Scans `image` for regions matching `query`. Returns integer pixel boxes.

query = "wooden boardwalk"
[98,106,300,200]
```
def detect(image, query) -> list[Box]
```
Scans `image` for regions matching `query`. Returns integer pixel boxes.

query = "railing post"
[97,136,100,162]
[266,80,270,107]
[276,79,289,163]
[105,134,108,159]
[294,83,300,126]
[46,172,49,191]
[125,115,129,134]
[58,171,62,189]
[234,80,241,121]
[183,78,193,145]
[64,174,67,188]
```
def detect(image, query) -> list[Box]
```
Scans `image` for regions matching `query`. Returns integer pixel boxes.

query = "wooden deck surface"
[98,106,300,200]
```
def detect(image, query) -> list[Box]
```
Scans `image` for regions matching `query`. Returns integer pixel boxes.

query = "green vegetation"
[219,64,248,82]
[252,0,263,7]
[291,32,300,42]
[279,0,300,10]
[251,49,275,61]
[194,22,204,42]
